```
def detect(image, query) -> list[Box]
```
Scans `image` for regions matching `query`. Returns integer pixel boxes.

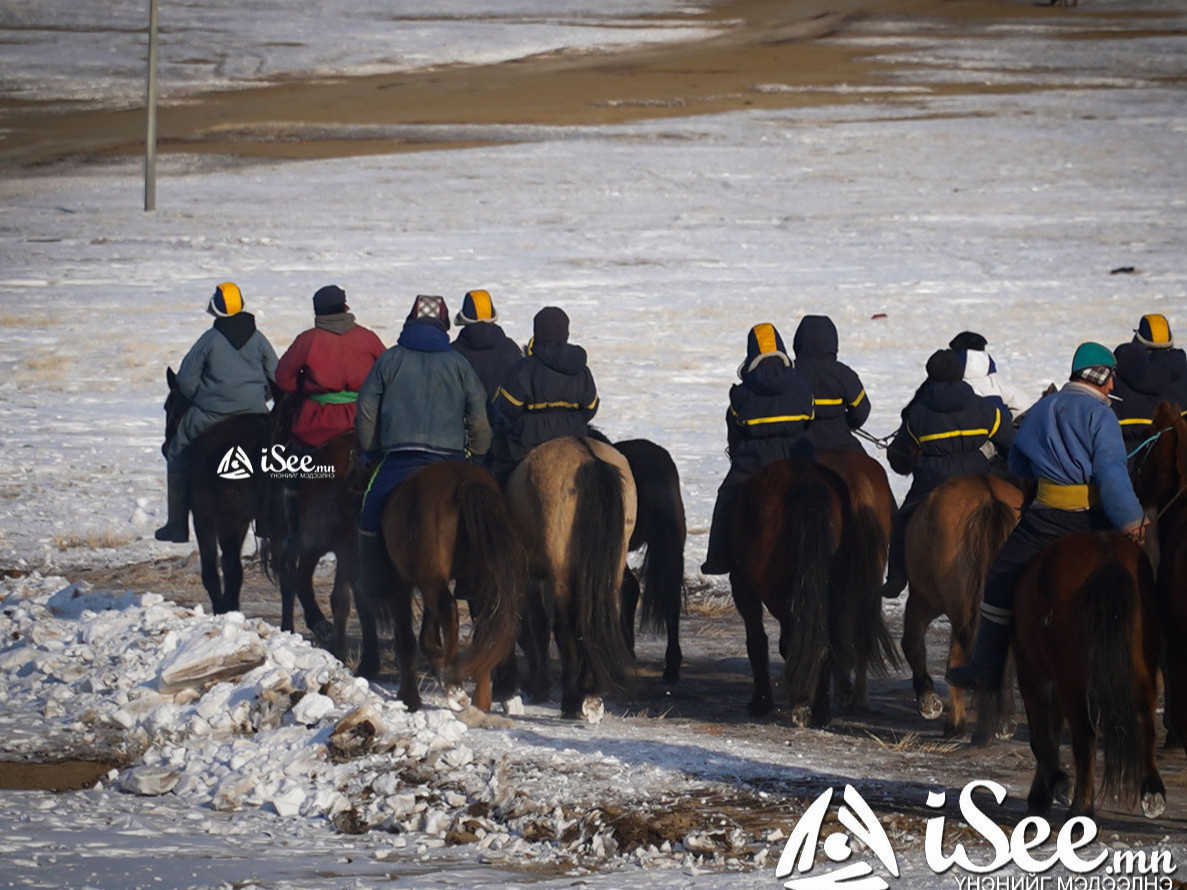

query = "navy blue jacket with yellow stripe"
[1112,341,1187,454]
[887,379,1014,503]
[792,315,870,452]
[491,340,598,464]
[726,355,815,475]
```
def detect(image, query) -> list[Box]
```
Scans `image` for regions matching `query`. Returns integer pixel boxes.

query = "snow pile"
[0,573,772,871]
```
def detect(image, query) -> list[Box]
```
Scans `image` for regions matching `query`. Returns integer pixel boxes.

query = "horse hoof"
[445,685,470,712]
[995,718,1018,741]
[1141,791,1166,819]
[918,692,944,721]
[311,620,336,651]
[791,705,812,728]
[662,667,680,685]
[354,661,380,681]
[581,696,605,725]
[500,695,525,717]
[1054,778,1072,807]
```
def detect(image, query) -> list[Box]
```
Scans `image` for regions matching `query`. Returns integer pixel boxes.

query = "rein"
[855,428,896,451]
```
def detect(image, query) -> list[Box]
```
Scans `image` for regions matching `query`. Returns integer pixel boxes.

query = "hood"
[455,322,508,352]
[962,349,994,381]
[792,315,838,360]
[532,341,587,375]
[743,357,801,397]
[314,312,356,335]
[1115,341,1172,396]
[397,322,452,353]
[213,312,257,350]
[918,379,978,415]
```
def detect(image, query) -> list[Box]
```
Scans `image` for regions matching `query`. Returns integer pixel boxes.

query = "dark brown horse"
[604,437,687,685]
[903,474,1022,743]
[163,367,270,615]
[1013,532,1164,819]
[729,457,896,726]
[356,460,524,712]
[1132,401,1187,752]
[263,432,363,659]
[505,436,637,719]
[815,449,896,709]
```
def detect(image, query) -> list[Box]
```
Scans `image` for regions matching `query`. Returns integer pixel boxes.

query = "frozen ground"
[2,0,1187,887]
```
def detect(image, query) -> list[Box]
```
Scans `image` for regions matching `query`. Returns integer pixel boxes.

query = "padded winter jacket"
[887,379,1014,502]
[175,313,277,416]
[726,353,815,475]
[958,349,1034,418]
[1011,381,1142,530]
[275,313,386,448]
[491,341,598,465]
[1113,342,1187,451]
[791,315,869,452]
[452,322,523,409]
[356,322,491,457]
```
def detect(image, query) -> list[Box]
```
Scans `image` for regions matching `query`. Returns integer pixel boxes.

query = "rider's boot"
[154,471,190,543]
[945,613,1011,691]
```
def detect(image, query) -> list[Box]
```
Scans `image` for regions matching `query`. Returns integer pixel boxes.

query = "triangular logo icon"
[216,446,253,480]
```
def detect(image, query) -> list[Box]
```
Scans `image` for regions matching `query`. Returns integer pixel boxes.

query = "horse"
[815,449,897,709]
[1012,531,1164,819]
[505,436,637,719]
[262,430,363,659]
[901,474,1022,744]
[586,430,687,685]
[729,457,897,727]
[355,460,524,712]
[163,367,271,615]
[1131,400,1187,753]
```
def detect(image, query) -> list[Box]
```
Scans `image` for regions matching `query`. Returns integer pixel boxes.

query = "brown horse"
[1013,531,1164,819]
[163,368,271,615]
[1132,401,1187,752]
[356,460,524,712]
[729,457,896,726]
[263,432,363,659]
[903,474,1022,743]
[505,436,637,719]
[815,449,896,709]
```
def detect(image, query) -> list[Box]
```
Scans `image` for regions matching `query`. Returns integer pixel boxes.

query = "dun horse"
[262,431,362,659]
[729,457,896,726]
[902,474,1022,743]
[1013,532,1164,819]
[356,461,524,712]
[1132,401,1187,752]
[163,367,270,615]
[505,436,637,719]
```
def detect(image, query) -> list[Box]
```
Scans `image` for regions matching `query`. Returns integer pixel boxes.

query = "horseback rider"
[946,342,1148,692]
[881,348,1015,598]
[274,285,385,552]
[451,289,523,422]
[700,323,815,575]
[1112,314,1187,455]
[488,306,598,485]
[949,331,1034,419]
[156,282,278,543]
[792,314,870,452]
[354,295,492,600]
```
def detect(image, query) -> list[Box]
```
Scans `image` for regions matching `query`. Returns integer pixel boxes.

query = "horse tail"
[782,472,836,702]
[456,481,525,682]
[847,502,900,676]
[1083,559,1143,805]
[638,460,687,633]
[570,458,633,691]
[960,483,1018,634]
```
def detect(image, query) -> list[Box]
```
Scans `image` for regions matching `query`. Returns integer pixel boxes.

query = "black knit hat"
[313,285,347,316]
[925,349,964,383]
[949,331,987,352]
[406,294,450,331]
[533,306,569,345]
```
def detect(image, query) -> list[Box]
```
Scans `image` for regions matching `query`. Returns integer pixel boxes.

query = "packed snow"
[3,0,1187,887]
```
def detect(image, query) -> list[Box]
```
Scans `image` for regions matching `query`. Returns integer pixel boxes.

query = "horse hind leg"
[217,526,248,614]
[662,592,683,686]
[902,595,943,723]
[1021,675,1068,816]
[391,577,421,711]
[945,623,974,739]
[731,573,774,717]
[329,548,355,659]
[194,516,224,614]
[619,568,639,656]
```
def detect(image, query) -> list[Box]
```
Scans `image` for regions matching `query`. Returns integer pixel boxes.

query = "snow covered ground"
[2,0,1187,887]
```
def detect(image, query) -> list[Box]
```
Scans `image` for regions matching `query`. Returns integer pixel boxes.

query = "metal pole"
[145,0,159,211]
